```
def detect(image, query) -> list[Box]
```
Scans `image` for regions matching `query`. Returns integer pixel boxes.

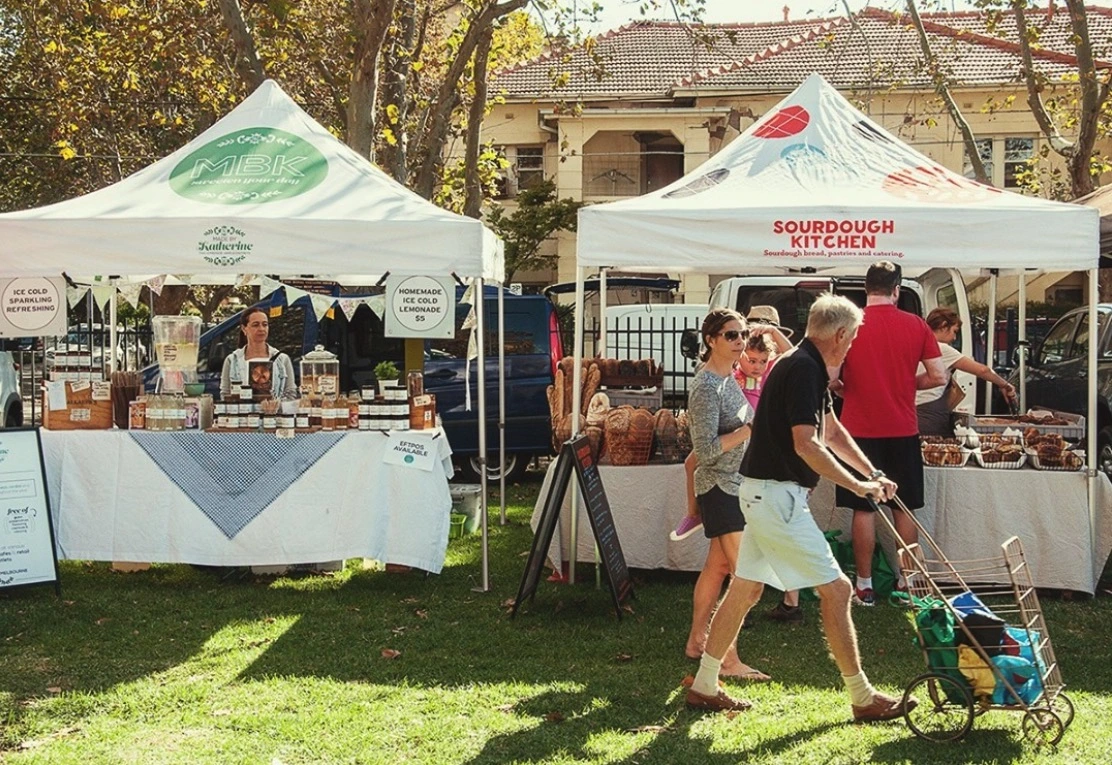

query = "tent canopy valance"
[0,80,503,283]
[578,74,1097,275]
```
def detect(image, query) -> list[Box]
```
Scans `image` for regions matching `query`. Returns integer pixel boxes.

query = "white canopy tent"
[0,79,505,587]
[570,73,1102,584]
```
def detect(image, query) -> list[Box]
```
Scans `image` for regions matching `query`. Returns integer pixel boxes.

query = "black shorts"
[835,434,925,511]
[697,484,746,538]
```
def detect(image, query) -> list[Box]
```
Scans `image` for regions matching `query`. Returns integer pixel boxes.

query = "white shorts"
[734,476,843,592]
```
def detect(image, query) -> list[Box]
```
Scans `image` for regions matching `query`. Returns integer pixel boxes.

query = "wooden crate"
[42,381,114,430]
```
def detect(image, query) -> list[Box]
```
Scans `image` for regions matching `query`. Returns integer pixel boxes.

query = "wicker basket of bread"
[653,408,683,463]
[604,405,655,466]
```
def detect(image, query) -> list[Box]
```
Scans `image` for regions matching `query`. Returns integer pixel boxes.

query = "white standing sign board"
[0,428,60,594]
[0,277,67,338]
[385,275,456,339]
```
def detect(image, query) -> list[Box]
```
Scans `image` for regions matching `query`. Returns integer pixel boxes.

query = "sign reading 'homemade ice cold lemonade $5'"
[169,127,329,266]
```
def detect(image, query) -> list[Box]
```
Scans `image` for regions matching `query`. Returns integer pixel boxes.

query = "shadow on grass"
[870,727,1024,763]
[466,686,848,765]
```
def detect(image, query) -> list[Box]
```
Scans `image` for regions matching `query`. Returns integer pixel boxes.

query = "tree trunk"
[463,26,493,218]
[380,1,421,183]
[153,285,190,316]
[906,0,989,183]
[348,0,397,160]
[1064,0,1108,198]
[217,0,266,91]
[413,0,528,199]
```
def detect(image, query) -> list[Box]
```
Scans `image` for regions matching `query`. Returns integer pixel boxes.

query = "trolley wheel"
[1050,692,1075,730]
[903,673,975,743]
[1022,708,1064,747]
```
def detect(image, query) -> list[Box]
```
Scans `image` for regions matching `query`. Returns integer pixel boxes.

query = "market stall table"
[42,429,454,573]
[530,461,1112,593]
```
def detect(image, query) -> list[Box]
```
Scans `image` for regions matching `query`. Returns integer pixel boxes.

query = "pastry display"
[978,442,1025,465]
[921,443,966,467]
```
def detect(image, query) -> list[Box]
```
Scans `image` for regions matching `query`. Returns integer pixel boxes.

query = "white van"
[708,268,975,411]
[604,303,706,402]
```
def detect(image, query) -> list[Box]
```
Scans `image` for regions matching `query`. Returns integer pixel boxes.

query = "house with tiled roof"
[483,5,1112,306]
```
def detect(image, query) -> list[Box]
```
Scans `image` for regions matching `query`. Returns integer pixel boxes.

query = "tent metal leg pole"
[109,284,119,376]
[569,266,586,585]
[985,272,997,414]
[595,269,606,590]
[1017,273,1027,413]
[498,285,506,524]
[598,268,607,357]
[1087,270,1099,574]
[475,277,490,593]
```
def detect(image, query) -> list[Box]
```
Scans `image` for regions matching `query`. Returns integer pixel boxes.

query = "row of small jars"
[213,395,410,431]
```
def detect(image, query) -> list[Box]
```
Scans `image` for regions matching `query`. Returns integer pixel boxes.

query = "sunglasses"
[717,329,748,342]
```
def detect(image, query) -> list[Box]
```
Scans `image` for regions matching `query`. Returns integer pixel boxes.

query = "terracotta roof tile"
[491,19,838,99]
[492,7,1112,99]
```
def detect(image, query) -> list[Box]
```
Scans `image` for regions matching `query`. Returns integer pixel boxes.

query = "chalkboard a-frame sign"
[0,428,61,596]
[512,435,633,619]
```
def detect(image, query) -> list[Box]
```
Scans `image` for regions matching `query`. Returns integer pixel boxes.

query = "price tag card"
[91,382,111,401]
[46,381,68,411]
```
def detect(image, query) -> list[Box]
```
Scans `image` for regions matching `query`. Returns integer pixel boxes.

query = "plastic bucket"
[449,513,467,540]
[450,484,482,534]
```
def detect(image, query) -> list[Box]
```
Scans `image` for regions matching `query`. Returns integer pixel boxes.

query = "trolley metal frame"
[870,495,1073,746]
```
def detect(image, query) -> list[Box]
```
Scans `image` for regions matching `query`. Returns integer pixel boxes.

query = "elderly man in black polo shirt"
[685,294,918,723]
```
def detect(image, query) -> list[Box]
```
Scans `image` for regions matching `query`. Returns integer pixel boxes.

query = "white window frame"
[497,145,546,199]
[963,136,1035,189]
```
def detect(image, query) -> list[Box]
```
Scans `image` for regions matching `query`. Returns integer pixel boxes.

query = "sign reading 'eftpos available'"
[0,277,67,338]
[384,275,455,339]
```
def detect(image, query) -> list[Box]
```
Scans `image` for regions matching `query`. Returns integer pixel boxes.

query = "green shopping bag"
[872,546,897,600]
[903,592,970,702]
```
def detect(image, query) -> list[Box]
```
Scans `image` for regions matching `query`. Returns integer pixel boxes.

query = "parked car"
[142,286,561,482]
[0,351,23,428]
[1005,304,1112,479]
[44,324,149,372]
[707,268,975,410]
[605,302,706,404]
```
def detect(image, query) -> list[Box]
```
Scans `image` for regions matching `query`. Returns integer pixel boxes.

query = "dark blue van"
[143,285,561,481]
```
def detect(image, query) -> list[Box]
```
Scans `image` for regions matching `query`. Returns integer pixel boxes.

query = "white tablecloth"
[531,461,1112,593]
[42,429,454,573]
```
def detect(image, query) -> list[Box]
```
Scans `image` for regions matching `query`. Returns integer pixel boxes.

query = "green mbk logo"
[170,127,328,204]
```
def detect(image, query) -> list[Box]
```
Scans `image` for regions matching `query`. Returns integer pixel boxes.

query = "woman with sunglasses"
[682,308,769,682]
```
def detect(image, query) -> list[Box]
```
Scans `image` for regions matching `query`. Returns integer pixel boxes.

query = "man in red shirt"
[835,261,946,606]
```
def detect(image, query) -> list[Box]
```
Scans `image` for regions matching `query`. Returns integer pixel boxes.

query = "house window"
[495,146,546,200]
[963,137,1035,189]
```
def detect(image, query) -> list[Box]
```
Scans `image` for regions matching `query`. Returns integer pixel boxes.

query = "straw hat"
[746,305,793,338]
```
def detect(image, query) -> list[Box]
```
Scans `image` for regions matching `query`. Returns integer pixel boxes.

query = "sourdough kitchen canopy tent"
[578,73,1096,273]
[0,79,504,282]
[569,72,1104,591]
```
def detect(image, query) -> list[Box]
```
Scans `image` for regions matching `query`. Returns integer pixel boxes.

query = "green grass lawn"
[2,470,1111,764]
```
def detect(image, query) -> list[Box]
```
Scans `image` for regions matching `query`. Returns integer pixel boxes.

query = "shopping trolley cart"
[869,495,1073,746]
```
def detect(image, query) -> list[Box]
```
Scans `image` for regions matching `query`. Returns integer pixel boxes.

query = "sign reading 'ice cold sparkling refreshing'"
[384,275,455,339]
[169,127,328,205]
[0,429,61,595]
[0,277,67,338]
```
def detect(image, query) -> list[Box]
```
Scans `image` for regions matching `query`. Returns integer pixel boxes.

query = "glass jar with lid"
[299,345,339,397]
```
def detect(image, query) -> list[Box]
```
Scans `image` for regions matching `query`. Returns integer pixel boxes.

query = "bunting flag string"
[309,293,335,322]
[117,282,144,309]
[90,285,116,311]
[145,275,166,295]
[66,284,90,309]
